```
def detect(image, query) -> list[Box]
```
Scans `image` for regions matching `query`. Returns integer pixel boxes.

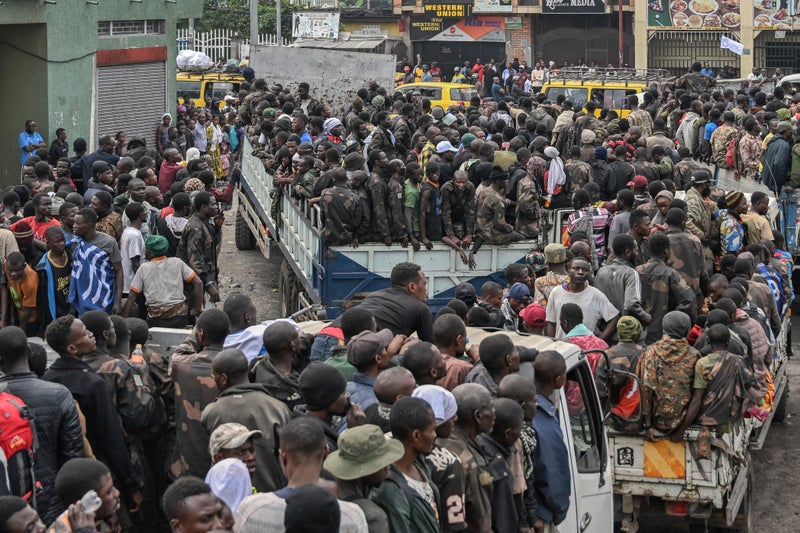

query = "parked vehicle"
[393,82,481,110]
[176,70,244,109]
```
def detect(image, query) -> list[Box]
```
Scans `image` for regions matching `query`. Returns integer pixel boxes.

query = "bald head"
[533,350,566,389]
[452,383,492,426]
[570,241,591,259]
[498,373,536,403]
[374,367,416,404]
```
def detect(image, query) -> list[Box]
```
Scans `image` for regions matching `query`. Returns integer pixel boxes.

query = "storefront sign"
[647,0,740,30]
[411,14,506,41]
[292,12,340,39]
[474,0,513,13]
[352,24,386,36]
[541,0,606,15]
[753,0,797,30]
[409,1,474,40]
[505,16,523,28]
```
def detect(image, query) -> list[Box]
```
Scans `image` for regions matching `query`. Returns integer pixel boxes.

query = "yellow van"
[176,71,245,109]
[541,68,670,118]
[393,82,480,110]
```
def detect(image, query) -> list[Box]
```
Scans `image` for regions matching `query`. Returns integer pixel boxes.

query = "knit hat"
[663,311,692,339]
[488,165,508,182]
[184,178,205,193]
[725,191,744,209]
[412,385,458,425]
[473,161,494,182]
[145,235,169,256]
[616,316,642,342]
[581,130,597,144]
[262,107,276,117]
[299,362,347,411]
[12,221,33,244]
[371,95,385,108]
[544,243,567,264]
[594,146,607,160]
[284,484,340,533]
[454,282,477,307]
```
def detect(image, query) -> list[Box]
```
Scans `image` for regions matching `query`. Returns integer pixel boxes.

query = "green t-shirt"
[325,351,356,381]
[404,179,421,233]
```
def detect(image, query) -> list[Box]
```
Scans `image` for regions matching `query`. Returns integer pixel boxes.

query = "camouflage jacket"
[516,176,544,238]
[168,346,221,479]
[710,124,738,168]
[565,159,594,190]
[392,116,415,157]
[320,186,362,246]
[291,167,320,199]
[637,337,700,432]
[387,176,408,239]
[665,229,707,306]
[627,109,654,138]
[440,180,477,238]
[366,172,391,239]
[177,214,220,285]
[96,212,123,243]
[476,187,513,239]
[633,160,660,184]
[685,187,713,243]
[695,350,755,430]
[368,126,397,161]
[636,258,697,344]
[675,71,715,95]
[673,159,700,192]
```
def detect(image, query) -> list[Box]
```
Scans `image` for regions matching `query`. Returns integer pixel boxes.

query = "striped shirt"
[566,207,611,258]
[68,232,120,314]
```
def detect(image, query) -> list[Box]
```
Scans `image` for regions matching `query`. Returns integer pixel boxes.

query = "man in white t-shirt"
[545,257,619,340]
[120,202,147,296]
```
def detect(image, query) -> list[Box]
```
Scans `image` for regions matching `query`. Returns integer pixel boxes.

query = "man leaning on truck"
[356,262,434,342]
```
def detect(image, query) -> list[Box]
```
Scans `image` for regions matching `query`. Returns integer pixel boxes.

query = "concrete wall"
[251,45,397,116]
[0,0,202,186]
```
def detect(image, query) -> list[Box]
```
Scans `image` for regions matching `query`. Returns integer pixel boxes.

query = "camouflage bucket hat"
[323,424,404,480]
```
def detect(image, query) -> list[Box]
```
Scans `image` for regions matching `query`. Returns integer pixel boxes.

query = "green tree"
[190,0,302,41]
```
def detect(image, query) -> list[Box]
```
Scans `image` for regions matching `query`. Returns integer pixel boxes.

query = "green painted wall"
[0,0,203,186]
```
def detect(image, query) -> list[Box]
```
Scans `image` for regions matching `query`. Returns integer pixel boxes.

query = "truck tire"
[235,209,256,250]
[278,259,299,318]
[773,384,789,423]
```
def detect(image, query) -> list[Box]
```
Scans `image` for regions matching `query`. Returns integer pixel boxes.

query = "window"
[418,87,442,99]
[177,81,202,101]
[98,20,165,37]
[450,87,478,103]
[208,82,240,101]
[545,87,588,107]
[566,364,604,473]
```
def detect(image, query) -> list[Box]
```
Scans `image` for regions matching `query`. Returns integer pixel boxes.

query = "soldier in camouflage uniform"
[366,150,406,245]
[368,111,398,161]
[386,159,409,243]
[350,170,372,244]
[516,159,546,239]
[438,384,494,533]
[632,148,660,183]
[564,146,594,191]
[636,311,700,436]
[319,168,362,247]
[168,308,229,480]
[440,170,477,247]
[684,170,716,269]
[674,61,716,95]
[474,166,524,249]
[177,191,222,304]
[709,111,738,170]
[637,234,697,344]
[663,207,708,308]
[673,148,700,192]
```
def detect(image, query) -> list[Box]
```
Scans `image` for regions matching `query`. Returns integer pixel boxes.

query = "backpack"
[725,134,741,169]
[571,210,599,270]
[0,384,37,506]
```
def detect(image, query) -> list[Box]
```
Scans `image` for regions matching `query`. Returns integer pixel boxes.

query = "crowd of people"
[0,56,795,533]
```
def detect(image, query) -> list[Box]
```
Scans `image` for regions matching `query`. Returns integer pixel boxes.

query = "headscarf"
[186,147,201,162]
[323,118,342,136]
[544,146,566,195]
[184,178,205,193]
[526,156,547,179]
[616,316,642,343]
[777,107,791,122]
[662,311,691,339]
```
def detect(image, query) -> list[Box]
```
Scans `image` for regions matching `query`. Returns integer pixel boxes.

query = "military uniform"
[439,427,493,532]
[675,71,716,95]
[387,176,408,240]
[665,228,707,307]
[168,346,221,479]
[633,160,660,184]
[627,108,654,137]
[637,258,697,344]
[637,337,700,432]
[291,167,320,199]
[320,185,362,246]
[177,214,220,286]
[710,124,737,168]
[392,116,415,158]
[565,159,594,190]
[440,180,476,240]
[516,175,544,238]
[366,172,391,241]
[694,350,756,433]
[368,126,397,161]
[476,187,524,245]
[96,211,123,243]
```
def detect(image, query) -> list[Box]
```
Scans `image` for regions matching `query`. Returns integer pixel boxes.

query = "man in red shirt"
[10,192,60,242]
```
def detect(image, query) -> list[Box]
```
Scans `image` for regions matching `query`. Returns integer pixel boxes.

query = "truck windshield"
[177,81,201,101]
[544,87,588,108]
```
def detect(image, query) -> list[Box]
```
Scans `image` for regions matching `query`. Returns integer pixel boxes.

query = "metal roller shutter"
[96,61,166,146]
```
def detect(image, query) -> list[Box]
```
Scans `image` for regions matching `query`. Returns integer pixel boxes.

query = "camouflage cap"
[323,424,404,480]
[208,423,263,456]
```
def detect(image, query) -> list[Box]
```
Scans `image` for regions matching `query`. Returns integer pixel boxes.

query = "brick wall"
[508,16,532,64]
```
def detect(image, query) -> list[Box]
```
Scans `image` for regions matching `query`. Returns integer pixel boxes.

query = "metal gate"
[648,31,740,77]
[96,61,167,146]
[754,31,800,73]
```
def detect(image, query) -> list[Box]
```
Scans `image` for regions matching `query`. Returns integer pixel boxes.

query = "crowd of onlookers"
[0,57,795,532]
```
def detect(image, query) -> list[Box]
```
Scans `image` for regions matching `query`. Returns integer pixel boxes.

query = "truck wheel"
[773,384,789,423]
[278,259,299,318]
[235,209,256,250]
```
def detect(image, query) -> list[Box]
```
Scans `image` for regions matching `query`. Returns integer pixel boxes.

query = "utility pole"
[250,0,258,55]
[276,0,282,47]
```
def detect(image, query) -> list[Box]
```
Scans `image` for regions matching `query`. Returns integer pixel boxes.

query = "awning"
[290,36,389,52]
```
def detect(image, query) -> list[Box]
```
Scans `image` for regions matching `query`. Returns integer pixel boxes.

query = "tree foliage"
[190,0,302,41]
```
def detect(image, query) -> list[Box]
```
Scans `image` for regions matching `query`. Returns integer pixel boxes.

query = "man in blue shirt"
[532,350,571,532]
[18,119,45,166]
[346,328,398,410]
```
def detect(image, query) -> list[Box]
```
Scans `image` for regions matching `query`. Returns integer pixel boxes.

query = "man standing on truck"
[177,192,221,304]
[367,150,407,246]
[357,262,434,342]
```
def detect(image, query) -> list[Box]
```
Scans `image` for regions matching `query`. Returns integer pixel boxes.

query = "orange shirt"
[4,263,39,323]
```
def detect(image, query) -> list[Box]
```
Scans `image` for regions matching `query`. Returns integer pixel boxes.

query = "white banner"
[720,35,744,55]
[292,12,340,39]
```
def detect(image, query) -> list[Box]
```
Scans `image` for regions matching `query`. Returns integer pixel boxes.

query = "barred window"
[98,20,165,37]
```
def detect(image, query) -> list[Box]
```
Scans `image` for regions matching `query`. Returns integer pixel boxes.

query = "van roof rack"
[548,67,674,85]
